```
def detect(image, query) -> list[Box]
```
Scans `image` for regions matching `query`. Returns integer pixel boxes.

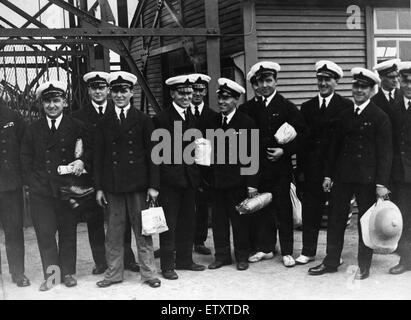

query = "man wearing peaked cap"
[0,88,30,288]
[21,80,88,291]
[73,71,140,276]
[309,67,392,279]
[389,61,411,275]
[94,70,161,288]
[296,60,352,265]
[188,73,216,256]
[208,77,258,271]
[372,58,402,120]
[153,74,205,280]
[240,60,308,267]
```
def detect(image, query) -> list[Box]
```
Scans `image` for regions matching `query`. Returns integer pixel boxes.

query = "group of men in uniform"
[1,56,411,291]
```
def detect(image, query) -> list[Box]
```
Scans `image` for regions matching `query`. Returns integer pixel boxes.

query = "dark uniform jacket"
[153,105,201,189]
[371,88,401,122]
[298,93,353,182]
[209,110,259,190]
[20,115,87,198]
[94,106,159,193]
[325,101,392,186]
[239,92,308,182]
[391,98,411,183]
[0,104,25,192]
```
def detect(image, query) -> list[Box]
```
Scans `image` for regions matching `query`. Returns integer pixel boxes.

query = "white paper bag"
[290,183,302,228]
[274,122,297,145]
[141,205,169,236]
[194,138,212,166]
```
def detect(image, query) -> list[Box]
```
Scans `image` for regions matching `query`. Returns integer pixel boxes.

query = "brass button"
[128,141,133,145]
[1,140,6,143]
[47,170,52,174]
[129,150,133,154]
[62,148,66,152]
[2,150,6,154]
[113,161,118,165]
[3,159,7,163]
[129,160,134,164]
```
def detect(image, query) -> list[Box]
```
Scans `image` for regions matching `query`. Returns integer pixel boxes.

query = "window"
[374,8,411,34]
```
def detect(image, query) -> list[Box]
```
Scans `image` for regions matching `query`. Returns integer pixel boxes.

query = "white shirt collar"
[222,108,236,124]
[404,96,411,110]
[354,99,371,115]
[173,102,188,120]
[262,90,277,107]
[92,100,107,114]
[46,113,63,130]
[190,101,204,115]
[115,104,131,120]
[318,92,334,109]
[381,88,396,102]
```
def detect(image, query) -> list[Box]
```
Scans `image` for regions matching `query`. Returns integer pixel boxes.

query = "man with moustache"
[94,71,160,288]
[296,60,353,265]
[189,73,216,256]
[153,75,205,280]
[389,61,411,275]
[0,99,30,287]
[207,78,258,271]
[372,59,402,120]
[308,68,392,280]
[240,61,308,267]
[21,81,86,291]
[73,71,139,275]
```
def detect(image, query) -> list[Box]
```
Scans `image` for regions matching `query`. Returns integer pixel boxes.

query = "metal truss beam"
[0,0,49,29]
[0,50,84,57]
[130,0,147,28]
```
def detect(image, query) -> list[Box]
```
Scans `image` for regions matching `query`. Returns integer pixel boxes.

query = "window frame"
[374,7,411,35]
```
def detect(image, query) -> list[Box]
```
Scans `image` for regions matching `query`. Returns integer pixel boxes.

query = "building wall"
[254,3,366,106]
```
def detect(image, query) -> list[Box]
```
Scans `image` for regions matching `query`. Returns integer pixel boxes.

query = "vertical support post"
[204,0,220,111]
[365,6,374,69]
[243,0,258,100]
[99,0,111,72]
[117,0,130,71]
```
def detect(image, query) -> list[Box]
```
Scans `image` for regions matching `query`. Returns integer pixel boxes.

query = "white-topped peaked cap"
[373,58,401,76]
[247,69,257,84]
[216,78,245,98]
[398,61,411,75]
[189,73,211,89]
[351,67,381,86]
[315,60,344,79]
[109,71,137,87]
[36,81,67,99]
[165,74,194,92]
[83,71,110,85]
[251,61,281,79]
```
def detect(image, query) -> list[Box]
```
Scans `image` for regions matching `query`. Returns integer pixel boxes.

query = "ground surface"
[0,215,410,300]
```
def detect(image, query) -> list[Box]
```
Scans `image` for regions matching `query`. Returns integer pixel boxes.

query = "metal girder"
[21,2,53,28]
[0,39,94,45]
[0,0,49,29]
[130,0,147,28]
[0,49,83,57]
[46,0,162,113]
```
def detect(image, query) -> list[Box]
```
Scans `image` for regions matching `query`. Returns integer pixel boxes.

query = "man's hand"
[376,185,389,199]
[322,177,333,193]
[147,188,159,202]
[96,190,107,207]
[266,147,284,162]
[247,187,258,198]
[68,159,84,177]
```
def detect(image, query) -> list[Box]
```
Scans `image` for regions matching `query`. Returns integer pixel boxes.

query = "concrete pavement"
[0,215,410,300]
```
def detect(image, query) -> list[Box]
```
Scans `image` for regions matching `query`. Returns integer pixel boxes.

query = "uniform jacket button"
[47,170,52,174]
[113,161,118,165]
[1,140,6,143]
[3,159,7,163]
[129,150,133,154]
[128,141,133,145]
[129,160,134,164]
[2,150,6,154]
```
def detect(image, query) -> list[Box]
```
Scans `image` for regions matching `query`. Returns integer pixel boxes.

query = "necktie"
[408,101,411,111]
[389,92,394,104]
[50,119,56,133]
[98,106,104,116]
[320,98,327,113]
[194,106,200,118]
[119,108,125,124]
[222,116,228,129]
[354,107,360,116]
[183,110,188,121]
[263,97,268,106]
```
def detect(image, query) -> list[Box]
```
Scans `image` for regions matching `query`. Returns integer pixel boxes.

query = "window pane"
[376,10,397,30]
[376,40,398,63]
[399,11,411,30]
[399,41,411,60]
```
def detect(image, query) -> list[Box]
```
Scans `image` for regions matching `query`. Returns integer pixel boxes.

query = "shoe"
[39,281,51,292]
[144,278,161,288]
[92,264,107,275]
[63,275,77,287]
[282,255,296,267]
[194,244,212,255]
[355,267,370,280]
[308,263,338,275]
[11,274,31,287]
[96,279,123,288]
[162,269,179,280]
[154,249,161,259]
[236,261,249,271]
[208,260,232,269]
[248,251,274,263]
[175,263,206,271]
[124,262,140,273]
[389,264,411,275]
[295,255,315,265]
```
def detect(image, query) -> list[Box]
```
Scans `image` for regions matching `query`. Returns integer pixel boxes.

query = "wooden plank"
[258,43,366,51]
[258,36,365,44]
[257,57,366,64]
[257,22,364,30]
[256,15,364,23]
[258,50,365,58]
[243,0,258,99]
[257,30,365,36]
